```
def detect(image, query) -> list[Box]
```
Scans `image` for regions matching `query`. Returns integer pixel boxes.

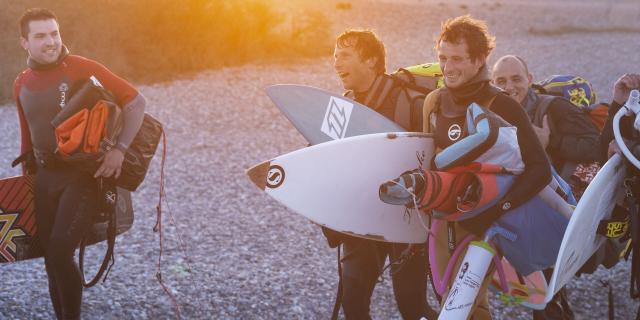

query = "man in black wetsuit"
[13,8,145,319]
[324,29,436,320]
[421,15,550,319]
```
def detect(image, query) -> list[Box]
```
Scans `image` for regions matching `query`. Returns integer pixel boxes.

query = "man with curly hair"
[422,15,551,319]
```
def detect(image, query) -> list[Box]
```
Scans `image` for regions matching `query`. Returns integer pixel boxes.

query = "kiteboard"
[0,175,134,263]
[247,132,434,243]
[265,84,404,144]
[545,154,626,302]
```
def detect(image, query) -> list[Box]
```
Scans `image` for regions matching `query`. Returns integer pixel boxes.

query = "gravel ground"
[1,0,640,319]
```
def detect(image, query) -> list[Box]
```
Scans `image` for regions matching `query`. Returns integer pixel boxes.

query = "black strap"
[331,245,343,320]
[623,177,640,301]
[11,150,32,168]
[631,195,640,299]
[426,215,442,303]
[599,280,615,320]
[78,178,118,287]
[609,283,615,320]
[447,222,456,255]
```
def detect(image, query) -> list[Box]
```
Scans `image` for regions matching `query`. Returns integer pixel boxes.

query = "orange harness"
[55,100,116,156]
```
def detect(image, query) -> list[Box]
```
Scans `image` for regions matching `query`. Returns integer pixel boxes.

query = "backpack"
[533,74,608,132]
[391,62,444,131]
[347,63,443,131]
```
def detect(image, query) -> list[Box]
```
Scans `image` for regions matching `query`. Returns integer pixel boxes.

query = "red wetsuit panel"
[14,55,139,166]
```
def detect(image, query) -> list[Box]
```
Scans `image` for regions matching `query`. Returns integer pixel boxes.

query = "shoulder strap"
[531,83,548,95]
[423,88,441,133]
[364,74,396,111]
[343,90,354,100]
[391,70,433,95]
[532,94,556,128]
[79,178,118,287]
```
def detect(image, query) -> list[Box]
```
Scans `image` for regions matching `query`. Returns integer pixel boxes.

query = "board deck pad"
[545,154,626,302]
[0,175,134,263]
[266,84,404,144]
[247,132,434,243]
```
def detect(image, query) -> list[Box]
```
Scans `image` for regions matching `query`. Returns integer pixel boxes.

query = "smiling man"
[13,8,145,319]
[491,55,600,179]
[421,16,551,319]
[322,29,436,320]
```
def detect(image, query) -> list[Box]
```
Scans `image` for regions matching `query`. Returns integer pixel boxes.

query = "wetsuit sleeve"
[80,57,139,107]
[80,57,145,151]
[492,95,551,209]
[546,98,600,163]
[116,93,146,151]
[459,95,552,236]
[14,76,33,175]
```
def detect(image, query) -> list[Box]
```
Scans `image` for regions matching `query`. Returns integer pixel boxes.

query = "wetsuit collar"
[445,64,492,106]
[352,74,382,103]
[27,45,69,71]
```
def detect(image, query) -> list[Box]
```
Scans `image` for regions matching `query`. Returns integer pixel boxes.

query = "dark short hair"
[19,8,57,38]
[336,29,386,74]
[436,15,496,63]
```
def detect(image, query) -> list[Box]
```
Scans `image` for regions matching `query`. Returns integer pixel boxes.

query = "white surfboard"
[545,154,626,302]
[246,132,435,243]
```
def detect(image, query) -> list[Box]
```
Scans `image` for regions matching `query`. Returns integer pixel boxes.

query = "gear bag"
[51,77,163,191]
[533,74,608,133]
[346,62,443,131]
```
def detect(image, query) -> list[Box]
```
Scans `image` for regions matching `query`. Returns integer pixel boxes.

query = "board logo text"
[266,165,285,189]
[321,97,354,140]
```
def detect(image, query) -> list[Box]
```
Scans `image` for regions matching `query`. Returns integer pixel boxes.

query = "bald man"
[491,55,600,180]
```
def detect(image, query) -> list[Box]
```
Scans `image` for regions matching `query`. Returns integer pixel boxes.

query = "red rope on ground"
[154,130,182,319]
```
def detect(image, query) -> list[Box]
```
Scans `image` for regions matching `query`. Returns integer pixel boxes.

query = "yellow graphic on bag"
[606,221,628,238]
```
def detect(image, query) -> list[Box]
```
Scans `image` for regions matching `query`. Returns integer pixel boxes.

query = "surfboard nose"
[245,160,271,191]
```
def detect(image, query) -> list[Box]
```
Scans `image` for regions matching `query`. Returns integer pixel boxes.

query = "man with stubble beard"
[13,8,145,319]
[322,29,436,320]
[422,16,550,319]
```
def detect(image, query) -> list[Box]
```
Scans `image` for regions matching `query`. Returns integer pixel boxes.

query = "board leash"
[152,130,183,319]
